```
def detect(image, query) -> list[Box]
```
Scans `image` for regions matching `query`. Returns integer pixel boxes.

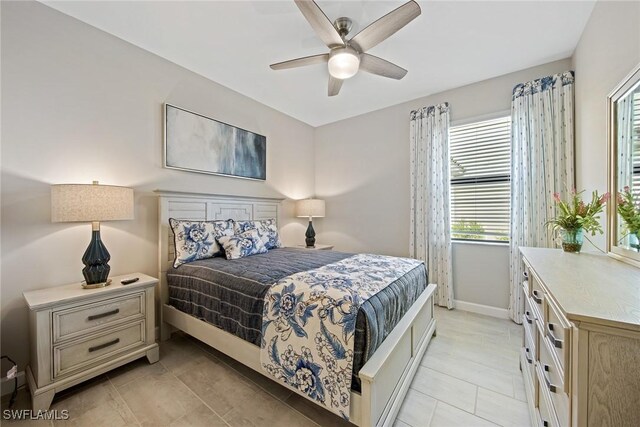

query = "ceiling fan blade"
[328,76,343,96]
[350,1,421,53]
[360,54,408,80]
[270,53,329,70]
[294,0,344,49]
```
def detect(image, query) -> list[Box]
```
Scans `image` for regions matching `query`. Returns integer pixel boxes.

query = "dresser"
[519,248,640,427]
[23,273,159,411]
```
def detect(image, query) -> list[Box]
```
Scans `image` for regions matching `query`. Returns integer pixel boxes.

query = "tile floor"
[1,307,531,427]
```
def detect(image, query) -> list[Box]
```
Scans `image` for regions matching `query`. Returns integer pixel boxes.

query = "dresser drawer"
[522,264,531,294]
[536,363,560,427]
[538,332,570,426]
[53,292,145,342]
[544,297,571,376]
[522,322,537,394]
[54,321,145,378]
[523,292,539,347]
[530,275,545,322]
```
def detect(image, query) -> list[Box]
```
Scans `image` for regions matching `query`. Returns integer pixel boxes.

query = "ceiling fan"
[270,0,421,96]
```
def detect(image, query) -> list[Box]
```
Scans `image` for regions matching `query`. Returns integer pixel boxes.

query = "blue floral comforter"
[260,254,423,420]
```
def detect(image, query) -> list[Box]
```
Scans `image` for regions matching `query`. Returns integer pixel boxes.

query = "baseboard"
[454,299,509,319]
[1,371,25,397]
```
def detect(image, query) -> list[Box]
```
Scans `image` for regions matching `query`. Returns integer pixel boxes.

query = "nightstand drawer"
[53,292,145,342]
[54,321,145,378]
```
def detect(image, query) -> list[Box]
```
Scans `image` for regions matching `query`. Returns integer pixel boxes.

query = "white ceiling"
[42,1,595,127]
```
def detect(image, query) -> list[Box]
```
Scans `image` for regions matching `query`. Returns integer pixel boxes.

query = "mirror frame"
[607,62,640,268]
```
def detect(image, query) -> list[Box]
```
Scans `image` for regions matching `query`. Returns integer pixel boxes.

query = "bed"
[157,191,437,426]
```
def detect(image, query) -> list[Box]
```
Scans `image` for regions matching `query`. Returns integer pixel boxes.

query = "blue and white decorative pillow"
[257,218,283,250]
[169,219,234,268]
[217,229,268,260]
[233,220,259,234]
[233,219,282,250]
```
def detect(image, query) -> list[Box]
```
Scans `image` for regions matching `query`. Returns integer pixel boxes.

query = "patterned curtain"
[509,71,575,323]
[410,103,454,308]
[617,94,635,246]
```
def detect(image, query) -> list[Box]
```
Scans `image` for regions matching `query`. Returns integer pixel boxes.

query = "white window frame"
[449,111,511,244]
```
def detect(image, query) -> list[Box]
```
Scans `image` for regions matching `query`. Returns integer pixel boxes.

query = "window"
[450,116,511,242]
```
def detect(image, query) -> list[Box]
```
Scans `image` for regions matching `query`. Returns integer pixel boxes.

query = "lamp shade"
[296,199,325,218]
[51,182,134,223]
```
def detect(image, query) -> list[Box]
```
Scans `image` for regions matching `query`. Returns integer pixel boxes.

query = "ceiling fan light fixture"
[328,46,360,80]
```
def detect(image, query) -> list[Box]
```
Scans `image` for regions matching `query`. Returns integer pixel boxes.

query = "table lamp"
[295,199,325,248]
[51,181,134,288]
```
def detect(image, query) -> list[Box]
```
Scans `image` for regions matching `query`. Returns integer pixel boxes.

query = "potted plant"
[617,186,640,251]
[547,190,609,253]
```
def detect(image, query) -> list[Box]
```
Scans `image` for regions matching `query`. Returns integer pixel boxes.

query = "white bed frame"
[156,190,437,426]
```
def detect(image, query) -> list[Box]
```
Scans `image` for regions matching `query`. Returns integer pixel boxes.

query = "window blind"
[450,116,511,242]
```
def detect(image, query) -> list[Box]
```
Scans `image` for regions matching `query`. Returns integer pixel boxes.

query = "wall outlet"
[1,371,25,397]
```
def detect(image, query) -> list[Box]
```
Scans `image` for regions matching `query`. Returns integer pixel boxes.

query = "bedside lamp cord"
[1,355,18,407]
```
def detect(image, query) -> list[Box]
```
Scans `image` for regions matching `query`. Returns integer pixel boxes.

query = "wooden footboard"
[357,283,436,427]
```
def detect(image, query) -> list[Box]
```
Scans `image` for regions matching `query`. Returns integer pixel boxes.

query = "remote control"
[121,277,139,285]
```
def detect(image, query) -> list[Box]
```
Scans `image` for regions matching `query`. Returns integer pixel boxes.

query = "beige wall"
[1,1,315,368]
[314,59,572,311]
[3,0,639,373]
[572,0,640,250]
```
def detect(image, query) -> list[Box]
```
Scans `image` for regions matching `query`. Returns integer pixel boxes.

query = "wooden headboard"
[155,190,284,312]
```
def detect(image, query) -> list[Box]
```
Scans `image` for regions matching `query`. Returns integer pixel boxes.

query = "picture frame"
[164,103,266,180]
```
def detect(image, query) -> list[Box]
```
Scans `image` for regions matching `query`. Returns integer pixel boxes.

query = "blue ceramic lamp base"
[82,225,111,287]
[305,220,316,248]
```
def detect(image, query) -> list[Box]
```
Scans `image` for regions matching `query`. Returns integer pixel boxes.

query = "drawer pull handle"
[88,338,120,353]
[532,290,542,304]
[547,323,563,349]
[542,420,549,427]
[88,308,120,321]
[543,364,557,393]
[525,348,533,364]
[523,271,528,279]
[524,311,534,324]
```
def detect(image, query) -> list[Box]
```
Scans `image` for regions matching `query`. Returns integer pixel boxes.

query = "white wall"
[572,0,640,250]
[1,1,315,368]
[314,59,572,310]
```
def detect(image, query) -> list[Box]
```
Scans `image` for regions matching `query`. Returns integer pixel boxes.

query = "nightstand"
[23,273,159,411]
[296,244,334,250]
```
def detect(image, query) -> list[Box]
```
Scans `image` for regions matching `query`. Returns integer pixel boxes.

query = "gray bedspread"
[167,247,428,392]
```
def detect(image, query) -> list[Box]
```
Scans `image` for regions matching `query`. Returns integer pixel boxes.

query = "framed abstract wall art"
[164,104,266,180]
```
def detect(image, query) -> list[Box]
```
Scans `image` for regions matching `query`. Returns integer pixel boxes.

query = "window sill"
[452,239,509,247]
